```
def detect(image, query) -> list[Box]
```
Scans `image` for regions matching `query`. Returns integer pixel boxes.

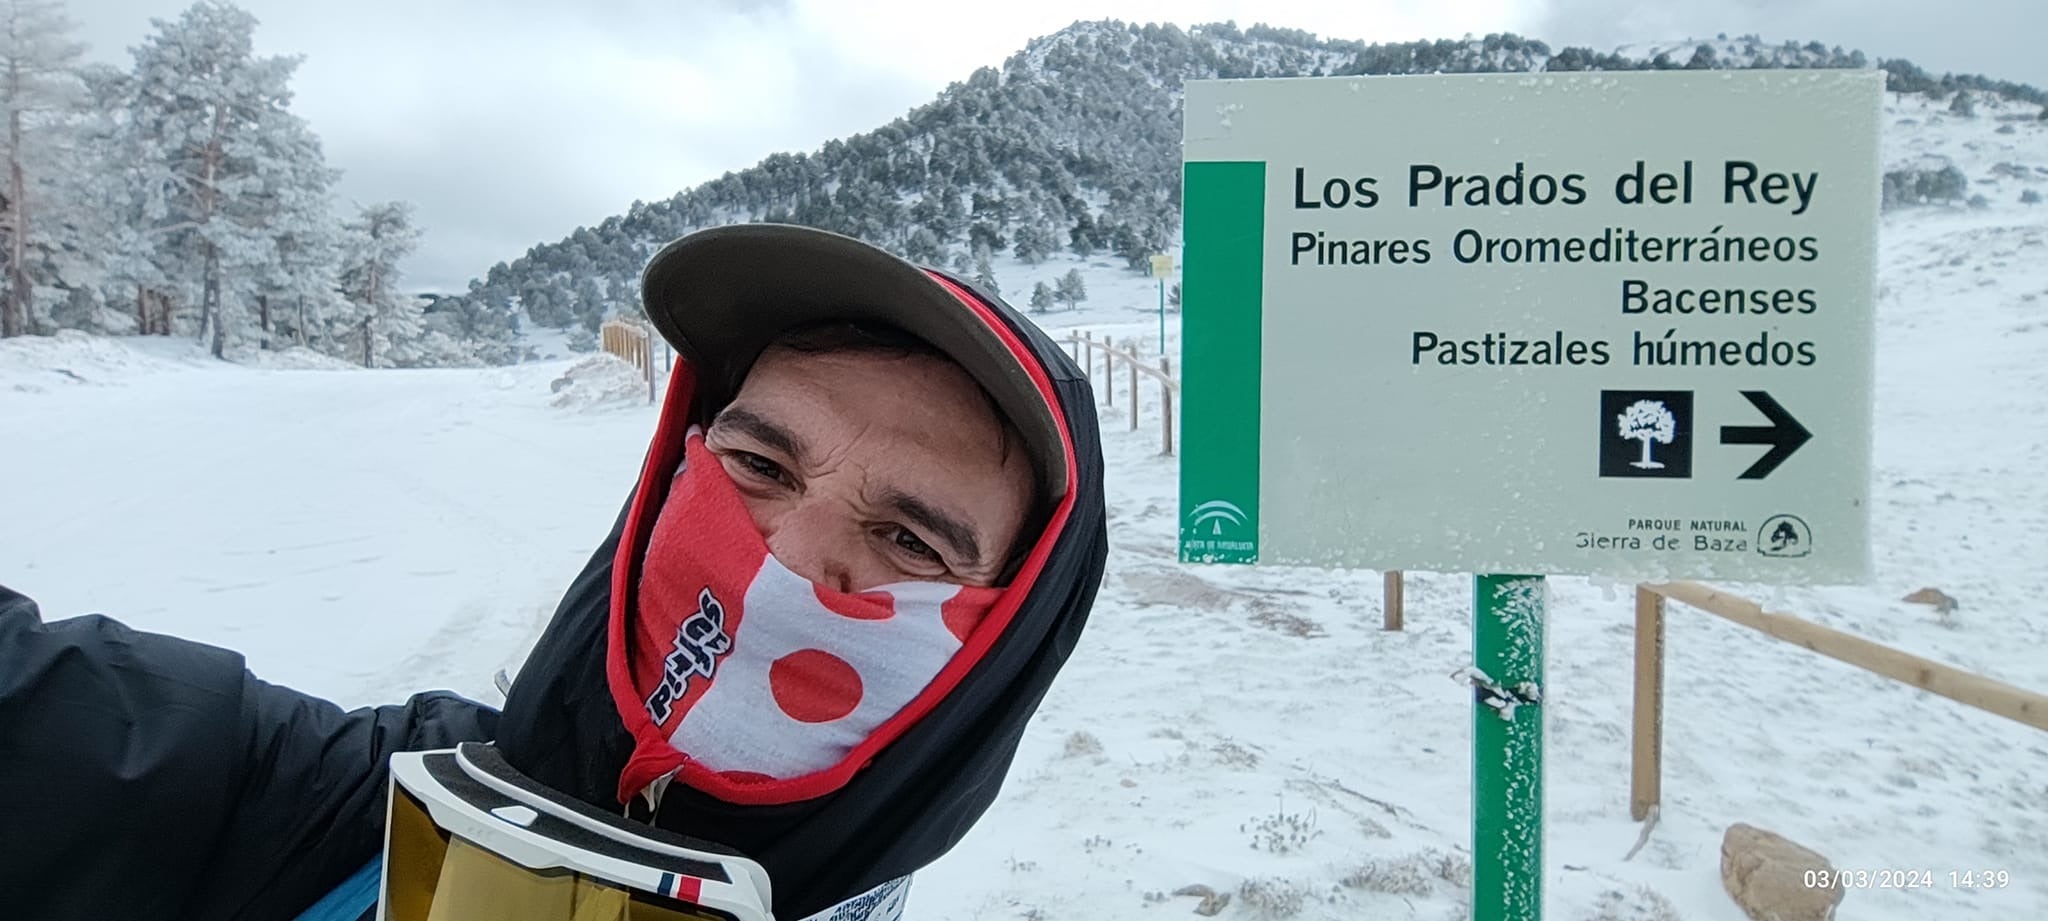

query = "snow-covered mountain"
[437,21,2046,360]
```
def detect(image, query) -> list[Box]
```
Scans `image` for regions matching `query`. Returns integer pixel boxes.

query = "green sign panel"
[1178,71,1880,584]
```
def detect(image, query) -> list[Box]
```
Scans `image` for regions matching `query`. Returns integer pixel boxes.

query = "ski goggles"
[381,742,775,921]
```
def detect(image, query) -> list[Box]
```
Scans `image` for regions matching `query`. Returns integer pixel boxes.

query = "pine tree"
[1055,268,1086,309]
[249,120,342,350]
[971,244,999,296]
[116,0,328,358]
[571,275,605,328]
[902,226,942,265]
[0,0,87,337]
[338,201,422,367]
[1029,281,1053,314]
[1012,222,1054,264]
[1069,213,1098,258]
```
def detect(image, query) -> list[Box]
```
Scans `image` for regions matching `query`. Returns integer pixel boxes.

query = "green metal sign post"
[1473,575,1547,921]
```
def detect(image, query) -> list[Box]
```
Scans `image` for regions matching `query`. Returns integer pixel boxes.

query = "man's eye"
[890,527,941,563]
[734,452,786,484]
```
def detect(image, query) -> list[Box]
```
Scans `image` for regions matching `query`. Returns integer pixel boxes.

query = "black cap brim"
[639,223,1068,501]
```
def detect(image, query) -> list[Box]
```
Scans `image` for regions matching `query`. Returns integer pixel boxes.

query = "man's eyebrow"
[711,406,807,462]
[882,489,982,567]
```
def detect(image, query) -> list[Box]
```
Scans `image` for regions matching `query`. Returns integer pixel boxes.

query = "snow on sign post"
[1179,71,1880,921]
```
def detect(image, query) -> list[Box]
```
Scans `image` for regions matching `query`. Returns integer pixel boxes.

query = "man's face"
[703,345,1035,592]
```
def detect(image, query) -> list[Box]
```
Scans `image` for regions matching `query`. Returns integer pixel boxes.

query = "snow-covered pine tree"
[902,226,943,266]
[1068,212,1098,258]
[338,200,422,367]
[0,0,87,337]
[1011,221,1055,265]
[1055,268,1086,309]
[1029,280,1053,314]
[247,115,343,351]
[970,244,999,296]
[116,0,329,359]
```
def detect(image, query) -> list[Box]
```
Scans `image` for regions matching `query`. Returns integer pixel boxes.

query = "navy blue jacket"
[0,585,498,920]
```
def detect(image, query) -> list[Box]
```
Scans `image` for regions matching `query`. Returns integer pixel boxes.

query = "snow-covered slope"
[4,94,2044,921]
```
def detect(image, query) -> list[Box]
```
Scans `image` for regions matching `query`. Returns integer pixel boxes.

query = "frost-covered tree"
[970,244,999,296]
[1618,400,1676,469]
[1011,222,1055,264]
[0,0,87,337]
[116,0,333,358]
[1029,280,1053,314]
[338,200,422,367]
[902,226,942,266]
[248,119,342,349]
[1054,267,1086,309]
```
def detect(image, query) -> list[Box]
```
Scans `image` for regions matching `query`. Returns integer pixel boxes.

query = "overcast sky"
[72,0,2047,294]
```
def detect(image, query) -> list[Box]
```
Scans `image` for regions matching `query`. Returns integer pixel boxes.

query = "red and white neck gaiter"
[614,426,1001,806]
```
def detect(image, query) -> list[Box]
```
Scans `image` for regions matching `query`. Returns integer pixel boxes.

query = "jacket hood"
[493,269,1108,920]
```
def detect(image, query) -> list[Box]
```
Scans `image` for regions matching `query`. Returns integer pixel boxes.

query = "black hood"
[492,270,1107,919]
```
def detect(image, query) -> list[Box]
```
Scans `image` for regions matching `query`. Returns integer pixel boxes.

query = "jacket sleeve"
[0,585,500,921]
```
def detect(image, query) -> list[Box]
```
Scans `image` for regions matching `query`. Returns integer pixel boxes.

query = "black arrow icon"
[1719,391,1811,480]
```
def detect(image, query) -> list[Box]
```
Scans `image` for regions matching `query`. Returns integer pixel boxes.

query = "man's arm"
[0,585,498,921]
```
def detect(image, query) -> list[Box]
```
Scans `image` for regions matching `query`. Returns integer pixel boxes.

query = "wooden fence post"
[1383,571,1404,631]
[1129,353,1140,431]
[1631,585,1666,822]
[1161,356,1174,455]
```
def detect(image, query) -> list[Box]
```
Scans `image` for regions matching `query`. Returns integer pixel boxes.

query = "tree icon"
[1618,400,1677,469]
[1769,521,1801,551]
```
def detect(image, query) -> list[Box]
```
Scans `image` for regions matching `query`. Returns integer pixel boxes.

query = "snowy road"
[2,339,652,708]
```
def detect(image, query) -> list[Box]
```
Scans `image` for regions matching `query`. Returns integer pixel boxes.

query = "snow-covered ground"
[4,89,2045,921]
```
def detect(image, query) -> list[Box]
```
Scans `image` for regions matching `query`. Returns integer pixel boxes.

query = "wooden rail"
[600,319,658,404]
[1061,331,1178,455]
[1628,581,2048,821]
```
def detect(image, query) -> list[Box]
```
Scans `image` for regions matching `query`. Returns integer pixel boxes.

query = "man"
[0,224,1108,920]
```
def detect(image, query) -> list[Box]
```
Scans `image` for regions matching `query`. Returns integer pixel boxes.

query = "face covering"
[611,426,1003,808]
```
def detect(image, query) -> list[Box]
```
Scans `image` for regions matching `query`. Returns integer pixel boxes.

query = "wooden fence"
[600,319,659,404]
[1629,581,2048,821]
[1061,331,1179,455]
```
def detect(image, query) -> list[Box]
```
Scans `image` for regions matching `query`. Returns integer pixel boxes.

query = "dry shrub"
[1243,809,1320,854]
[1211,739,1261,769]
[1587,886,1684,921]
[1062,731,1103,758]
[1249,602,1325,638]
[1236,877,1311,919]
[1340,848,1467,896]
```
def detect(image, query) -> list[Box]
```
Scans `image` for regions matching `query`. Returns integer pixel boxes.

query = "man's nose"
[757,499,859,594]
